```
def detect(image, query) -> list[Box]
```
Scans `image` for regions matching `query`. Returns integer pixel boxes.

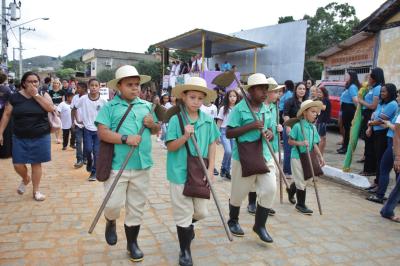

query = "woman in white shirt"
[216,90,241,179]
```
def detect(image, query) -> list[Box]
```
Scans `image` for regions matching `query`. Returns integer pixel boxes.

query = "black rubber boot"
[286,182,297,204]
[105,218,117,245]
[227,203,244,236]
[295,189,313,215]
[177,226,193,266]
[191,219,197,240]
[247,192,257,215]
[124,224,144,262]
[252,205,273,243]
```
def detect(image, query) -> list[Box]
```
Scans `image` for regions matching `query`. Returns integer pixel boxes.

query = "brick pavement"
[1,132,400,266]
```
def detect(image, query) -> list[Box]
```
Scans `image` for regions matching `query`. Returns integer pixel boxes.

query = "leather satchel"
[96,104,133,182]
[296,128,323,180]
[178,113,210,199]
[236,113,269,177]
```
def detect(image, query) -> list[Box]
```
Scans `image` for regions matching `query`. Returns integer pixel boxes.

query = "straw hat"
[172,77,217,103]
[243,73,278,91]
[107,65,151,90]
[296,100,323,118]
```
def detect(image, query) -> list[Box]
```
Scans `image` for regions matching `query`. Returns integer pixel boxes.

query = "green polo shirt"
[227,99,273,162]
[289,119,320,159]
[266,102,279,153]
[166,110,220,184]
[95,95,157,170]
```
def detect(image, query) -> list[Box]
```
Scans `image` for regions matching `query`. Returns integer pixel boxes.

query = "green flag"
[343,83,369,172]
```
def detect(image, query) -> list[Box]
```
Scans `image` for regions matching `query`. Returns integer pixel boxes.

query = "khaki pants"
[230,159,277,209]
[169,183,209,227]
[104,169,150,226]
[291,158,310,190]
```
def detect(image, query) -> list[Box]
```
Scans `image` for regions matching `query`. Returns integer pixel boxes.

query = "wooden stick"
[180,104,233,242]
[299,119,323,215]
[88,104,157,234]
[231,74,289,189]
[276,103,283,204]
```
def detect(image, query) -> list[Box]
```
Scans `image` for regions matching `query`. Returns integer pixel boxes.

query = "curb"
[321,165,371,189]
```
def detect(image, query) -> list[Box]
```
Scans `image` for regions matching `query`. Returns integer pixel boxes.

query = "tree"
[62,58,85,71]
[145,45,158,55]
[300,2,359,80]
[278,16,295,24]
[56,68,76,80]
[97,69,115,83]
[134,60,162,87]
[171,50,196,62]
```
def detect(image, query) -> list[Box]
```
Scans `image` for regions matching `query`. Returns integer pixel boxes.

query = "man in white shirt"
[57,92,74,150]
[71,82,88,168]
[191,54,208,72]
[73,79,107,181]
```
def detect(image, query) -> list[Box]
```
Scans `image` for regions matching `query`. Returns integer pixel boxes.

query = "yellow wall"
[386,12,400,24]
[377,27,400,87]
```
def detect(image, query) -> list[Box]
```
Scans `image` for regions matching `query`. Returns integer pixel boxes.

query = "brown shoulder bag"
[236,113,270,177]
[96,104,133,182]
[296,127,324,180]
[177,113,210,199]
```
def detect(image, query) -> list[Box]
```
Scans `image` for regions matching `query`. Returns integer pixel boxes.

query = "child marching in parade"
[95,65,160,262]
[166,77,219,266]
[226,73,277,243]
[247,82,283,215]
[287,100,325,215]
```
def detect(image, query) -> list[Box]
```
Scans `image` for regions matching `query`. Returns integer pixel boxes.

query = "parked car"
[318,81,346,122]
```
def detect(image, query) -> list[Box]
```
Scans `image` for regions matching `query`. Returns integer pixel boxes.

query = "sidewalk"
[1,135,399,265]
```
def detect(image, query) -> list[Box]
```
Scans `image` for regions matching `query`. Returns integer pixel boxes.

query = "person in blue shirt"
[221,61,232,72]
[337,71,359,154]
[368,84,399,204]
[365,83,398,196]
[358,67,385,179]
[279,80,294,122]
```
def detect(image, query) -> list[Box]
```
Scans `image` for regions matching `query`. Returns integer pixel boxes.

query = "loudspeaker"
[163,48,169,64]
[205,40,212,58]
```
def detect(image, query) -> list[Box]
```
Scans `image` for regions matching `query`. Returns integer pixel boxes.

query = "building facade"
[82,49,158,77]
[317,0,400,86]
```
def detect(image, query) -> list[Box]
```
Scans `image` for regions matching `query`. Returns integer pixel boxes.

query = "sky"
[5,0,387,60]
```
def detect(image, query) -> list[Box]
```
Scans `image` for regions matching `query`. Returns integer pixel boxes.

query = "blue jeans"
[377,137,393,199]
[220,128,233,173]
[74,127,84,162]
[381,174,400,218]
[83,128,99,174]
[283,127,292,175]
[161,123,167,142]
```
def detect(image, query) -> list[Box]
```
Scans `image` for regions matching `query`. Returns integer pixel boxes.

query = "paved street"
[1,131,400,266]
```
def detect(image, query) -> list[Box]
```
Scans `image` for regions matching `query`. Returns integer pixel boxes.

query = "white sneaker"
[17,182,26,195]
[33,191,46,201]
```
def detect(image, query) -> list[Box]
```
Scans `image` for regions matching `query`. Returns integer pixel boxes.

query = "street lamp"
[8,17,49,31]
[13,17,49,79]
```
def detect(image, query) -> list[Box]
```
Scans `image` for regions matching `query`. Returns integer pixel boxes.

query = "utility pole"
[19,26,34,79]
[1,0,7,64]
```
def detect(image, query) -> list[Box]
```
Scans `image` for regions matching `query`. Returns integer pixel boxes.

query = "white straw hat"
[296,100,323,118]
[243,73,278,91]
[107,65,151,90]
[172,77,217,104]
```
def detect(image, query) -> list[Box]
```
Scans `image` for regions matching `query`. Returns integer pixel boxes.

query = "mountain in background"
[10,49,90,70]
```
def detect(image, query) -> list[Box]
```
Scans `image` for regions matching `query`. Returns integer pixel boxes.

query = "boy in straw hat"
[226,73,277,243]
[247,82,284,215]
[287,99,325,215]
[95,65,160,262]
[166,76,219,266]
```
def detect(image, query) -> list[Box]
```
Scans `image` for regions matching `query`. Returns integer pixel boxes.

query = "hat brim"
[269,85,285,91]
[172,84,217,104]
[244,82,278,91]
[283,117,300,128]
[107,75,151,90]
[296,101,323,118]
